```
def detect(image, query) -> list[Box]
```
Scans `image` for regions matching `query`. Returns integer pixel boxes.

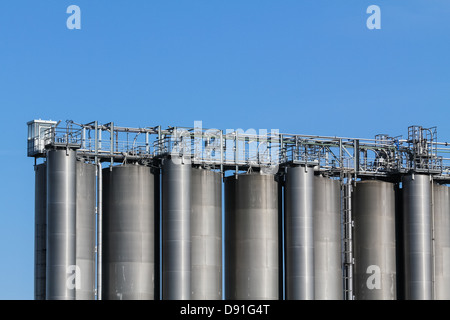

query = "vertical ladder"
[341,170,354,300]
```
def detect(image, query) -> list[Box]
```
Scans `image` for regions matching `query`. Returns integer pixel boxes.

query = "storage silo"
[34,163,46,300]
[353,180,397,300]
[75,161,96,300]
[313,175,343,300]
[284,166,314,300]
[102,164,155,300]
[433,183,450,300]
[402,174,432,300]
[191,167,222,300]
[225,173,279,300]
[46,149,77,300]
[162,157,191,300]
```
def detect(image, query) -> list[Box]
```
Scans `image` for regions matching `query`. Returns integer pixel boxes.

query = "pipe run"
[96,162,103,300]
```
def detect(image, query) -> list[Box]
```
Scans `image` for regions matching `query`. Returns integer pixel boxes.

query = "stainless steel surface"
[432,183,450,300]
[225,173,279,300]
[102,165,155,300]
[162,157,191,300]
[96,162,103,300]
[284,166,314,300]
[46,149,77,300]
[403,174,432,300]
[353,180,397,300]
[191,168,222,300]
[34,163,46,300]
[29,120,450,182]
[313,176,343,300]
[75,161,96,300]
[29,119,450,301]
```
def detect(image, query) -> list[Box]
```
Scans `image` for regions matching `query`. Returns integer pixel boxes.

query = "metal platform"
[27,119,450,181]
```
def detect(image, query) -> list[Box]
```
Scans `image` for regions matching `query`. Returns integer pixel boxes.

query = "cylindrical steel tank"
[46,149,77,300]
[353,180,397,300]
[102,164,155,300]
[162,157,191,300]
[191,167,222,300]
[403,174,432,300]
[34,163,47,300]
[313,176,343,300]
[433,183,450,300]
[225,173,279,300]
[75,161,96,300]
[284,166,314,300]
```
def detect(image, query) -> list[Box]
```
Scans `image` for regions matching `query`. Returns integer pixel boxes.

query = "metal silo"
[353,180,397,300]
[75,161,96,300]
[102,164,155,300]
[403,174,432,300]
[162,157,191,300]
[34,163,46,300]
[313,175,343,300]
[46,149,77,300]
[433,183,450,300]
[284,166,314,300]
[191,167,222,300]
[225,173,279,300]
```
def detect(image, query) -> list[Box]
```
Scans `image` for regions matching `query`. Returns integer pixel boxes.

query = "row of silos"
[352,175,450,300]
[35,153,224,300]
[102,158,224,300]
[35,156,343,300]
[35,152,450,300]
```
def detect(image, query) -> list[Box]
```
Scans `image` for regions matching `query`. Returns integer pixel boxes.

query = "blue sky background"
[0,0,449,299]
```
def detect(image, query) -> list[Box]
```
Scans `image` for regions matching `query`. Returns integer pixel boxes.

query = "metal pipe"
[110,122,114,166]
[431,179,435,300]
[96,161,102,300]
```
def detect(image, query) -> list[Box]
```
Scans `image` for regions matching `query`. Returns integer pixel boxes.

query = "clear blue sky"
[0,0,449,299]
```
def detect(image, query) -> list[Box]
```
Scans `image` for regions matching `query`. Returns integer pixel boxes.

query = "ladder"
[341,170,354,300]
